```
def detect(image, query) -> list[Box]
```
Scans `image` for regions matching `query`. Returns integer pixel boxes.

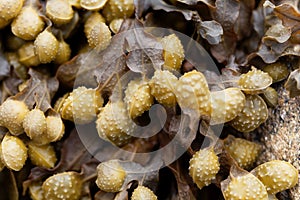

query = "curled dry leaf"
[158,113,197,167]
[204,68,240,91]
[252,6,265,38]
[263,23,291,44]
[56,129,95,172]
[56,18,128,90]
[284,68,300,98]
[211,0,240,33]
[210,0,240,63]
[125,21,164,73]
[281,44,300,57]
[56,38,126,92]
[0,169,19,200]
[234,0,255,40]
[168,160,198,200]
[1,72,23,102]
[0,40,10,81]
[119,160,160,191]
[274,2,300,32]
[57,20,164,94]
[255,41,291,64]
[14,69,59,112]
[134,0,194,20]
[94,191,115,200]
[249,1,300,64]
[169,0,215,8]
[198,20,223,45]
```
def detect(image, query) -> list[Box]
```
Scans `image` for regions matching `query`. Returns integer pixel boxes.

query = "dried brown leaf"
[246,1,300,64]
[198,20,223,45]
[209,0,241,63]
[119,160,160,191]
[214,148,236,188]
[14,69,58,112]
[0,40,10,81]
[22,165,53,196]
[56,19,130,91]
[81,161,99,181]
[181,0,214,6]
[263,23,291,43]
[55,55,80,89]
[234,0,255,40]
[114,189,129,200]
[0,169,19,200]
[81,160,100,199]
[255,40,290,64]
[168,160,198,200]
[212,0,240,32]
[162,112,199,166]
[0,68,23,103]
[210,34,237,64]
[252,7,265,38]
[57,20,163,94]
[2,75,22,97]
[220,68,240,86]
[274,2,300,32]
[53,11,80,40]
[56,129,94,172]
[94,191,115,200]
[284,69,300,98]
[282,44,300,56]
[125,21,164,73]
[134,0,194,20]
[57,36,126,93]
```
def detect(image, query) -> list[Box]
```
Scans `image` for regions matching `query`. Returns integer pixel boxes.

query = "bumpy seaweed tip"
[96,160,126,193]
[252,160,299,194]
[238,67,272,94]
[230,95,268,133]
[189,148,220,189]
